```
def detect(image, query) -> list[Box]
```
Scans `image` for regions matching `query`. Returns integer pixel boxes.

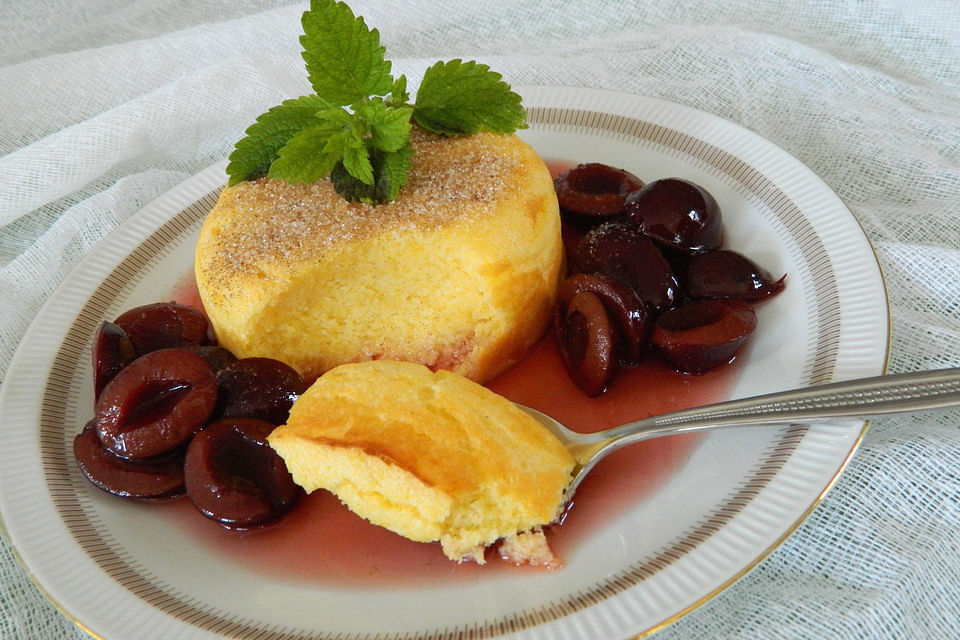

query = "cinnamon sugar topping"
[200,128,525,289]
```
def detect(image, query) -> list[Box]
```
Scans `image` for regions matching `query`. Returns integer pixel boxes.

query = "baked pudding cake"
[195,127,563,383]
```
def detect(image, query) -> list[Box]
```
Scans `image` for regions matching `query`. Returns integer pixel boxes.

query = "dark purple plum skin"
[74,422,185,500]
[681,249,786,301]
[575,222,681,315]
[624,178,723,254]
[113,302,212,356]
[184,418,301,529]
[179,345,238,377]
[214,357,306,425]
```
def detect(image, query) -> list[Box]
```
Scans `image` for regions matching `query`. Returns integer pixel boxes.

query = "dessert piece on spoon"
[268,360,576,566]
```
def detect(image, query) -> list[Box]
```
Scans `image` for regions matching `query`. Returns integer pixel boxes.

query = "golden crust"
[195,129,562,382]
[267,361,576,562]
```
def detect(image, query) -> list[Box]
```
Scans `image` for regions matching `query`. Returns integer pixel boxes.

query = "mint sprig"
[226,0,527,203]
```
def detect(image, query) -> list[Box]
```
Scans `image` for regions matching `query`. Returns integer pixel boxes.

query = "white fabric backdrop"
[2,1,959,638]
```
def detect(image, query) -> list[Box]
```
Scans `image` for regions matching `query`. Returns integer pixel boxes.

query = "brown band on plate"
[40,108,842,640]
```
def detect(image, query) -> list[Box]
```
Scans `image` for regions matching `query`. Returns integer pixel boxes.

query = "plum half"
[73,422,185,500]
[554,163,644,226]
[575,221,680,315]
[92,321,136,399]
[184,418,301,529]
[95,348,217,459]
[113,302,212,355]
[557,290,617,397]
[213,357,307,425]
[650,300,757,374]
[624,178,723,254]
[681,249,786,301]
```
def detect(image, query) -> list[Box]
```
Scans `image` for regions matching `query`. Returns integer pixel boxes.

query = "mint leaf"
[374,142,413,201]
[356,100,413,152]
[226,95,331,186]
[388,75,409,105]
[413,60,526,135]
[300,0,394,105]
[269,107,374,184]
[341,135,374,185]
[267,123,342,184]
[331,143,413,203]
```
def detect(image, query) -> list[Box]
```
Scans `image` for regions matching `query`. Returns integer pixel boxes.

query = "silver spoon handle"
[601,367,960,447]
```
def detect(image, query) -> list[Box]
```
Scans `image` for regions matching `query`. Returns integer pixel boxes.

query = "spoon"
[519,367,960,500]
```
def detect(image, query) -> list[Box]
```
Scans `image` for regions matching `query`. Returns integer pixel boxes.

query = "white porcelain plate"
[0,86,888,640]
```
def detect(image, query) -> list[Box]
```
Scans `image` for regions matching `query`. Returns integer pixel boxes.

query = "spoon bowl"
[519,367,960,501]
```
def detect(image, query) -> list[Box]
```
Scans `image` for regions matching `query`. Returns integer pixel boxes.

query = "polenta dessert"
[195,128,563,383]
[268,361,575,564]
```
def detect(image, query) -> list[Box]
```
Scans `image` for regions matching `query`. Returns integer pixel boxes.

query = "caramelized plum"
[214,357,306,424]
[651,300,757,374]
[184,418,301,528]
[74,422,185,500]
[95,348,217,459]
[93,321,136,399]
[624,178,723,253]
[554,163,644,225]
[557,291,617,396]
[682,250,786,301]
[575,222,680,315]
[558,273,650,365]
[114,302,211,355]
